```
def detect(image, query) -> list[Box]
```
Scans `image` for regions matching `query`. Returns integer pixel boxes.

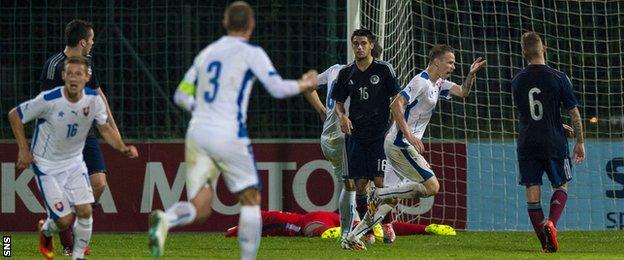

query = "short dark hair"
[224,1,254,32]
[428,44,454,63]
[64,55,90,73]
[351,28,375,43]
[521,31,543,61]
[65,19,93,47]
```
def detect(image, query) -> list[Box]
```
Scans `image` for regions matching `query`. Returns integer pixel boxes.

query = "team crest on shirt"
[83,106,90,116]
[370,75,380,85]
[54,202,64,211]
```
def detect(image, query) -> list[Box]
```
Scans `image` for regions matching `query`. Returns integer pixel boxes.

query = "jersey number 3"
[528,87,543,121]
[204,61,222,103]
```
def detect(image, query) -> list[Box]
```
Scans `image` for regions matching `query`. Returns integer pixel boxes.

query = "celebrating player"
[346,44,486,249]
[147,1,318,259]
[8,56,138,260]
[302,43,385,242]
[331,28,402,249]
[39,19,119,256]
[511,31,585,253]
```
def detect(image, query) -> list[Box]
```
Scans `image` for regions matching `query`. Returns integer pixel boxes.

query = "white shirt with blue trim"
[318,64,349,139]
[17,86,107,170]
[387,70,454,147]
[178,36,300,139]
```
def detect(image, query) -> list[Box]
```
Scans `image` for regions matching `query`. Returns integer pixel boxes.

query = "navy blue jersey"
[40,52,100,91]
[331,60,401,143]
[511,64,578,160]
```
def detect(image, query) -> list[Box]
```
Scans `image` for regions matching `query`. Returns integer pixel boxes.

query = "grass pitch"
[5,230,623,259]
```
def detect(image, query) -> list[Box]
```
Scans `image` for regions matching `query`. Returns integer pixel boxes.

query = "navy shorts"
[344,136,385,180]
[518,158,572,188]
[83,135,107,175]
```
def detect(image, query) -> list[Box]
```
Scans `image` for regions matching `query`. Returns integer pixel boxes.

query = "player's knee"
[238,187,261,206]
[55,215,74,230]
[74,204,93,219]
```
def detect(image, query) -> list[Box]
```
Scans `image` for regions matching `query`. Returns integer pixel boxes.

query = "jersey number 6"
[528,87,543,121]
[204,61,222,103]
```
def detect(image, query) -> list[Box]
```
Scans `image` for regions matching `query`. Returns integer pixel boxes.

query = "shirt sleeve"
[384,63,401,98]
[330,67,351,102]
[93,95,108,125]
[318,64,340,86]
[560,74,578,109]
[174,64,199,112]
[400,76,426,104]
[16,93,50,124]
[248,47,300,99]
[439,79,454,100]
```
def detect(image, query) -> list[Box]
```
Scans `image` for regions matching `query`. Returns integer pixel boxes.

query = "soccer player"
[347,44,486,249]
[148,1,318,259]
[223,210,455,237]
[511,31,585,253]
[302,43,384,241]
[7,56,138,260]
[330,28,402,249]
[39,19,118,255]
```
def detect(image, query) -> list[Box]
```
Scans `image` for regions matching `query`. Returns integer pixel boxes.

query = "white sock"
[378,182,427,200]
[72,216,93,260]
[41,218,59,237]
[339,189,357,237]
[165,201,197,228]
[239,205,261,260]
[350,204,393,240]
[350,191,360,223]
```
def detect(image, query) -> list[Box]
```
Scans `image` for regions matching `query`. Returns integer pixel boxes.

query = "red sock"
[392,222,427,235]
[527,201,546,248]
[60,227,73,248]
[549,189,568,226]
[381,212,392,224]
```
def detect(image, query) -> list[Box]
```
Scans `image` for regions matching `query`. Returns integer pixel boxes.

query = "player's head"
[351,28,375,61]
[427,44,455,79]
[223,1,255,37]
[65,19,94,56]
[521,31,545,62]
[62,56,91,95]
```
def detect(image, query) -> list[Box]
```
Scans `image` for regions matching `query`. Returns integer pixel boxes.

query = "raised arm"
[450,57,486,98]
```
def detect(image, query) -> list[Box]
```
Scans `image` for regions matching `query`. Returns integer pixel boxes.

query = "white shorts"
[383,138,435,183]
[320,132,346,179]
[185,127,259,200]
[33,162,94,220]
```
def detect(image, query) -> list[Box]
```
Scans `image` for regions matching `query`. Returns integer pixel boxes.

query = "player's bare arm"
[97,123,138,158]
[297,70,319,93]
[97,88,120,134]
[450,57,487,97]
[335,101,352,135]
[303,89,327,122]
[390,94,424,153]
[7,108,34,173]
[568,107,585,164]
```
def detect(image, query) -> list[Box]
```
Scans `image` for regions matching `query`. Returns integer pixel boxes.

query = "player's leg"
[343,135,367,239]
[519,159,548,251]
[321,135,357,239]
[542,158,572,253]
[32,165,75,259]
[65,162,96,259]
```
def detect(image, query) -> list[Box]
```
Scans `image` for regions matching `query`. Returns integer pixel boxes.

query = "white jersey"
[387,70,454,147]
[178,36,300,139]
[318,64,349,139]
[17,87,107,170]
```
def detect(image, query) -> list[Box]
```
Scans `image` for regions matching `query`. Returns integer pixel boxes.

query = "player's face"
[352,36,373,60]
[63,63,90,96]
[435,52,456,79]
[82,29,95,56]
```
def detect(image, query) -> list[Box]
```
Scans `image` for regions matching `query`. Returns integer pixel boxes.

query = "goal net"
[355,0,624,231]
